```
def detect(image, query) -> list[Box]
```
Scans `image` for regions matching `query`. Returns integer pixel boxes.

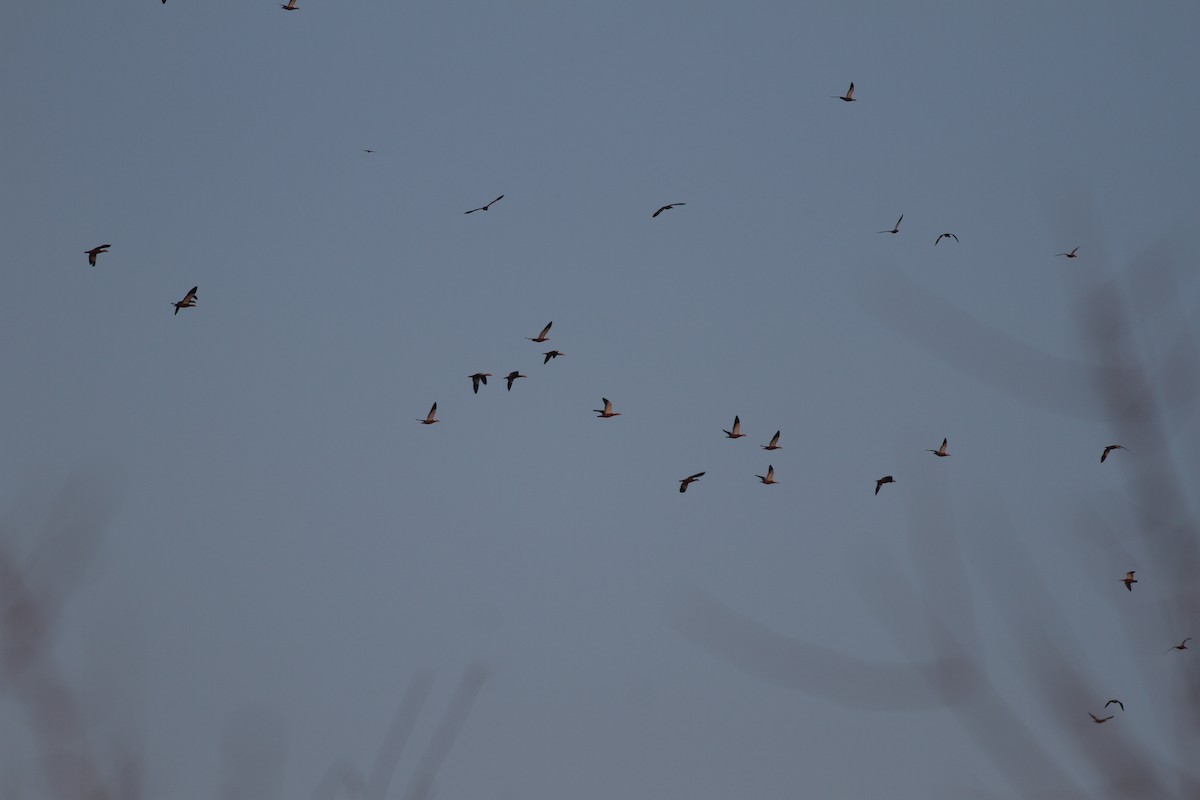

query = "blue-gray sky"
[2,2,1199,797]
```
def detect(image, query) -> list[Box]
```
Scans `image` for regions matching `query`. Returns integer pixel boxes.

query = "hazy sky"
[2,2,1199,798]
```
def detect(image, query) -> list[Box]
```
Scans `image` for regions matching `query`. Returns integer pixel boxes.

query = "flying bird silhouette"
[593,397,620,418]
[469,373,492,394]
[722,416,746,439]
[85,244,111,266]
[875,475,895,495]
[652,203,686,218]
[1122,571,1137,592]
[678,472,705,493]
[1101,444,1126,463]
[1056,247,1079,258]
[542,350,564,364]
[504,371,526,391]
[417,403,438,425]
[362,149,375,153]
[833,82,856,102]
[527,321,552,342]
[934,233,959,245]
[927,438,949,457]
[172,286,197,315]
[1104,699,1124,711]
[280,0,298,9]
[1089,712,1113,724]
[464,195,504,214]
[761,431,781,451]
[1165,637,1192,653]
[877,215,903,234]
[755,465,777,485]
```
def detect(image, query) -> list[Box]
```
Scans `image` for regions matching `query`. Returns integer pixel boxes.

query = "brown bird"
[593,397,620,418]
[833,82,856,102]
[542,350,564,364]
[172,286,198,315]
[678,472,705,493]
[85,244,111,266]
[755,465,777,485]
[934,233,959,245]
[1104,699,1124,711]
[1056,247,1079,258]
[652,202,686,218]
[469,373,492,394]
[464,195,504,214]
[1101,444,1126,463]
[527,321,552,342]
[504,371,526,391]
[877,215,903,234]
[416,403,438,425]
[1122,571,1137,592]
[1089,712,1113,724]
[875,475,895,495]
[722,416,746,439]
[927,438,949,457]
[1165,637,1192,653]
[761,431,781,451]
[280,0,298,9]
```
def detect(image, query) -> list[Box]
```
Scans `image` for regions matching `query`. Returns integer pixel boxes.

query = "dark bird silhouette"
[172,286,197,315]
[678,472,705,493]
[593,397,620,418]
[362,149,375,153]
[417,403,438,425]
[877,215,903,234]
[875,475,895,495]
[1089,712,1113,724]
[85,244,111,267]
[1101,444,1126,463]
[761,431,781,451]
[927,438,949,457]
[652,203,686,218]
[504,371,525,391]
[1122,571,1137,592]
[1056,247,1079,258]
[527,321,552,342]
[1105,699,1124,711]
[1165,637,1192,653]
[469,373,492,394]
[722,416,746,439]
[280,0,298,9]
[464,195,504,214]
[755,465,777,485]
[833,82,856,102]
[934,233,959,245]
[542,350,564,364]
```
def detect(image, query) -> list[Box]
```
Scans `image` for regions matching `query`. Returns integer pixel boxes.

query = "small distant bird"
[593,397,620,418]
[504,371,526,391]
[875,475,895,495]
[1056,247,1079,258]
[652,202,686,218]
[1165,637,1192,653]
[1101,444,1126,463]
[833,82,856,102]
[877,215,903,234]
[927,438,949,457]
[469,373,492,394]
[527,321,552,342]
[85,244,111,267]
[761,431,781,451]
[1122,571,1137,592]
[935,233,959,245]
[280,0,297,9]
[362,149,375,153]
[172,286,198,315]
[678,472,705,493]
[417,403,438,425]
[722,416,746,439]
[1104,699,1124,711]
[543,350,564,364]
[464,195,504,214]
[755,465,777,485]
[1089,712,1113,724]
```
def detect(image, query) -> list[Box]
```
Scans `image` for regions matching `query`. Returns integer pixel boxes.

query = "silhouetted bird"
[1056,247,1079,258]
[761,431,781,451]
[417,403,438,425]
[1105,699,1124,711]
[652,203,686,218]
[678,472,705,493]
[834,82,856,102]
[935,233,959,245]
[1123,571,1137,592]
[464,195,504,214]
[875,475,895,495]
[1165,637,1192,653]
[469,373,492,394]
[755,465,777,485]
[1089,712,1113,724]
[504,371,525,391]
[280,0,298,9]
[927,438,949,457]
[85,244,110,266]
[527,321,552,342]
[877,215,903,234]
[722,416,746,439]
[1101,444,1126,463]
[593,397,620,418]
[542,350,564,364]
[172,286,197,315]
[362,149,375,153]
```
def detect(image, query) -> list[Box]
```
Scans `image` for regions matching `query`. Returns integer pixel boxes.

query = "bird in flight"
[280,0,298,9]
[527,321,552,342]
[761,431,781,451]
[362,149,375,154]
[935,233,959,245]
[1089,712,1113,724]
[593,397,620,418]
[1056,247,1079,258]
[678,472,705,493]
[877,215,903,234]
[469,373,492,394]
[652,203,686,218]
[833,82,856,102]
[755,465,777,485]
[1122,571,1137,592]
[927,438,949,457]
[723,416,746,439]
[172,286,198,315]
[1101,444,1126,463]
[1104,699,1124,712]
[875,475,895,495]
[1165,637,1192,653]
[464,195,504,214]
[417,403,438,425]
[504,371,526,391]
[542,350,564,364]
[85,244,111,267]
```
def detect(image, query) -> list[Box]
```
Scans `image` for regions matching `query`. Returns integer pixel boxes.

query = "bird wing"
[732,416,741,435]
[426,403,437,421]
[689,472,705,481]
[652,206,668,217]
[939,438,948,454]
[846,82,855,99]
[769,431,780,447]
[464,207,481,214]
[543,352,552,364]
[679,482,688,493]
[896,214,903,227]
[935,234,944,245]
[538,321,552,338]
[767,465,774,480]
[875,481,882,495]
[1126,571,1135,578]
[950,233,959,242]
[1105,700,1124,710]
[486,195,504,208]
